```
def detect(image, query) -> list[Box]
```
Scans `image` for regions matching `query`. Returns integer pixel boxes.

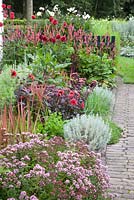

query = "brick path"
[106,82,134,200]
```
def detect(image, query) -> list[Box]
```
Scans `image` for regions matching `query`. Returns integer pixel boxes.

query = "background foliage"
[3,0,134,19]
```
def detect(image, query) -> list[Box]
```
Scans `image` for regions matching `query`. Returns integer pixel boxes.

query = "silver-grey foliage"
[64,114,111,151]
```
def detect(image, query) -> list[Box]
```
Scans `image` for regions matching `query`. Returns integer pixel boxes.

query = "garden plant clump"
[64,114,111,151]
[0,133,112,200]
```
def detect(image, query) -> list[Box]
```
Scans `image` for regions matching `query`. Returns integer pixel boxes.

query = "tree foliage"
[3,0,134,18]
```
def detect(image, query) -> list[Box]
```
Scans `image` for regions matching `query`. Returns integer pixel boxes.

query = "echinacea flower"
[52,19,58,25]
[11,70,17,77]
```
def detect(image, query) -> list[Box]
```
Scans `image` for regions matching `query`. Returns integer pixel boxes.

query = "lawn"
[117,56,134,83]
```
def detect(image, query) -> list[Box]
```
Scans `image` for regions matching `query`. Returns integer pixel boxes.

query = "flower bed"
[0,133,112,200]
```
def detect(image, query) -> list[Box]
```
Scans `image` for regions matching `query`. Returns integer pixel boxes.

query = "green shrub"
[85,86,115,116]
[4,19,27,26]
[78,51,117,85]
[36,112,64,138]
[64,114,111,151]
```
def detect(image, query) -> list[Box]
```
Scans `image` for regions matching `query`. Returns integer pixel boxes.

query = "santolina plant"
[0,134,112,200]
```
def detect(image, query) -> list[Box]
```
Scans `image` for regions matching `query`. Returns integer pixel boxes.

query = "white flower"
[53,4,59,12]
[46,9,55,16]
[82,12,90,20]
[67,7,77,14]
[39,7,45,11]
[37,11,42,17]
[76,14,81,17]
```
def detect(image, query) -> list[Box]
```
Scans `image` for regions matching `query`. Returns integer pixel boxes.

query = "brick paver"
[106,83,134,200]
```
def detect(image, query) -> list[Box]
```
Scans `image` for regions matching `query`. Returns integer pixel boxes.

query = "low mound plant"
[64,114,111,151]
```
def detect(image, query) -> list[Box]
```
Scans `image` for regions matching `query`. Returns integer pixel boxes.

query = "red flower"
[56,34,61,39]
[49,37,56,43]
[49,16,53,22]
[2,4,6,9]
[10,12,15,19]
[80,101,85,109]
[11,70,17,77]
[60,35,66,42]
[52,19,58,25]
[7,5,11,9]
[40,35,48,42]
[32,15,36,19]
[28,74,35,81]
[68,91,75,98]
[0,22,3,27]
[70,98,78,106]
[57,90,64,96]
[63,22,67,27]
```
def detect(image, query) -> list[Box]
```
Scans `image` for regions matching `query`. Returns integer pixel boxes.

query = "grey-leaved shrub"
[64,114,111,151]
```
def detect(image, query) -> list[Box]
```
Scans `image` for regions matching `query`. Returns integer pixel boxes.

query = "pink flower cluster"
[0,135,111,200]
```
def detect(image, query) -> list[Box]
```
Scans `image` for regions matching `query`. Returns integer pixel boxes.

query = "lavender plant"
[85,86,115,116]
[0,134,112,200]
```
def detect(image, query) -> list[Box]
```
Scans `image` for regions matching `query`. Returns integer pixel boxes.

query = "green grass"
[108,121,122,144]
[117,56,134,83]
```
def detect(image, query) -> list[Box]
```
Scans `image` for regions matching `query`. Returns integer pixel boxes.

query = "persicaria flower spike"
[52,19,58,25]
[56,34,61,39]
[49,16,53,22]
[60,35,66,42]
